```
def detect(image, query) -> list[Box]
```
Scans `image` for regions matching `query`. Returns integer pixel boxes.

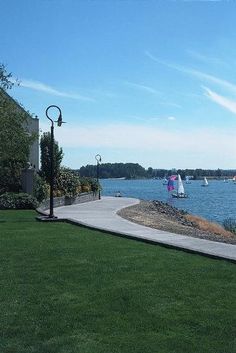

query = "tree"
[147,167,154,178]
[216,168,222,178]
[0,64,14,90]
[0,65,36,193]
[79,162,147,179]
[40,132,64,184]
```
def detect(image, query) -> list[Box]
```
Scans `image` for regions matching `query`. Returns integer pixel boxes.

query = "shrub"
[86,177,100,193]
[33,174,49,202]
[0,160,23,194]
[81,185,90,192]
[223,218,236,234]
[56,168,81,197]
[0,192,38,209]
[79,177,91,193]
[79,177,100,193]
[186,214,233,237]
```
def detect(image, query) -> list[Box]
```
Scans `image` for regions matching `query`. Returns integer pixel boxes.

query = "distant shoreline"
[101,176,235,181]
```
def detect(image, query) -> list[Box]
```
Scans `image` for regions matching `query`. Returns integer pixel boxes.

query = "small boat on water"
[162,177,168,185]
[202,177,209,187]
[172,174,188,198]
[115,191,122,197]
[185,175,191,184]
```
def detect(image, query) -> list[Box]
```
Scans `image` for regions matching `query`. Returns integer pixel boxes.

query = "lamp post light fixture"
[95,154,102,200]
[46,105,65,219]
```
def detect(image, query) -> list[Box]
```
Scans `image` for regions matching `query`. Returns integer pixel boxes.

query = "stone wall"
[38,192,99,212]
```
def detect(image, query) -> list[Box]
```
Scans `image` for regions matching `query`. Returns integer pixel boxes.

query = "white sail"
[177,174,185,194]
[203,177,208,186]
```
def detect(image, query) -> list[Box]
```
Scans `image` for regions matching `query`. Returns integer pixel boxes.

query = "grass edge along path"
[0,210,235,353]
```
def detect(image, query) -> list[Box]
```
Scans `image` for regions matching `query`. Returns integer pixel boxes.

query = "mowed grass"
[0,210,235,353]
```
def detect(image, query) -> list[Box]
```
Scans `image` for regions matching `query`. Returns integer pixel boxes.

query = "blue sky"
[2,0,236,169]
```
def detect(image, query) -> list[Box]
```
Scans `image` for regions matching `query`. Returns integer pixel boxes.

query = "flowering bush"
[56,168,81,197]
[0,192,38,209]
[39,166,101,199]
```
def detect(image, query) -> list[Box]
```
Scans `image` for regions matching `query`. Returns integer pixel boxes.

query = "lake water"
[100,178,236,224]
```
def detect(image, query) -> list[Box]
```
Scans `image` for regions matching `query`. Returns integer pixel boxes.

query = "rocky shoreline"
[117,200,236,245]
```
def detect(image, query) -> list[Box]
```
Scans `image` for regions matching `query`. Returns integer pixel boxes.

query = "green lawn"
[0,210,235,353]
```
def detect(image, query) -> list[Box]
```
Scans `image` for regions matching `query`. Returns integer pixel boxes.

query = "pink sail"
[167,175,177,191]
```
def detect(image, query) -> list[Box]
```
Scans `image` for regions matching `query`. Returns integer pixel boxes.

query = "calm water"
[100,178,236,224]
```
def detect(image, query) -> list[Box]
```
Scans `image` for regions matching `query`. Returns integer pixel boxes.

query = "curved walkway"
[54,196,236,262]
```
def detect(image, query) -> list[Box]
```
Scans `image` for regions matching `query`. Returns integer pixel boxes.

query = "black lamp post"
[46,105,65,219]
[95,154,102,200]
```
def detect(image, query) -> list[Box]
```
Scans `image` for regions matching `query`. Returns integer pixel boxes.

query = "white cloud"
[124,77,181,107]
[145,51,236,95]
[39,121,236,168]
[128,115,160,122]
[161,101,182,108]
[145,50,161,63]
[124,80,160,95]
[203,86,236,114]
[185,69,236,94]
[40,121,235,154]
[19,79,95,102]
[129,115,176,122]
[187,50,225,66]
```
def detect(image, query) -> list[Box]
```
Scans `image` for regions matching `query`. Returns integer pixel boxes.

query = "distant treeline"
[77,163,236,180]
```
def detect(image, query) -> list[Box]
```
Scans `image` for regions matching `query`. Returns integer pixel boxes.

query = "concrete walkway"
[54,196,236,262]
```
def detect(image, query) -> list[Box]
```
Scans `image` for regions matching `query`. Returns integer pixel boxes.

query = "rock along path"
[54,196,236,262]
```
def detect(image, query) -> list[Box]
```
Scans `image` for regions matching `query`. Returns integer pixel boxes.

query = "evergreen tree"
[40,132,64,184]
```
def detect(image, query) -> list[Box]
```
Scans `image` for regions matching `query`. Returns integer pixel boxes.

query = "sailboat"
[162,177,168,185]
[172,174,188,198]
[202,177,208,187]
[185,175,191,184]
